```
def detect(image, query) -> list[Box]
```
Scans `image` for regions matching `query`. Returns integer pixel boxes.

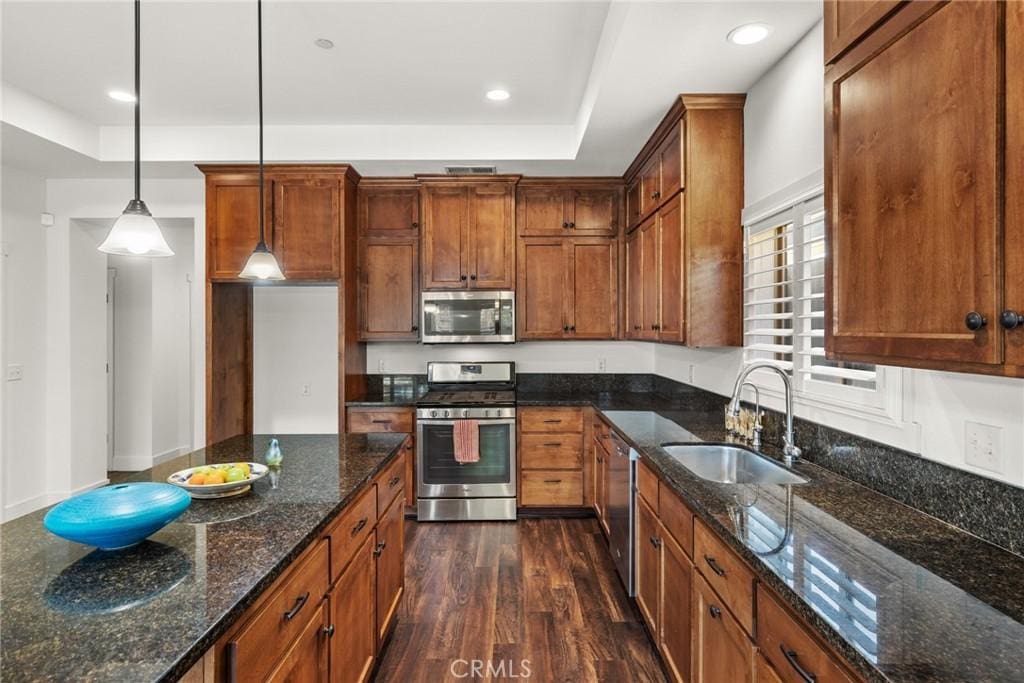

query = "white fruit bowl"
[167,462,269,499]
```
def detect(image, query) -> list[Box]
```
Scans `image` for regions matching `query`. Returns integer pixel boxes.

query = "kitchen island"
[0,432,407,682]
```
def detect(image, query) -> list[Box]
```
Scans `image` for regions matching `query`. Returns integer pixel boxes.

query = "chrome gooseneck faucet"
[728,362,802,466]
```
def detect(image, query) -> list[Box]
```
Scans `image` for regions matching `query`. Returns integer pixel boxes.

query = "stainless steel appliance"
[416,361,517,521]
[420,291,515,344]
[607,441,638,596]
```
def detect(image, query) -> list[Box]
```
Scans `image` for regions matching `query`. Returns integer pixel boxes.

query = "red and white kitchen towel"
[453,420,480,464]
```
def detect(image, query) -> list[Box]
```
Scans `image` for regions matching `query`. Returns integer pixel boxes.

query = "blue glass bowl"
[43,483,191,550]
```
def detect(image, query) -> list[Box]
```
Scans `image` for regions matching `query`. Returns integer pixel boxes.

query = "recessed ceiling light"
[727,23,772,46]
[314,38,334,49]
[108,89,137,103]
[486,89,511,102]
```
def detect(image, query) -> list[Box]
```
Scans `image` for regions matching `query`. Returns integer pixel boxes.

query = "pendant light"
[238,0,285,281]
[98,0,174,257]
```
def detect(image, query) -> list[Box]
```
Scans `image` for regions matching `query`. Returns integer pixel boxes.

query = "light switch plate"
[301,383,311,397]
[6,364,23,381]
[965,421,1003,474]
[597,358,607,373]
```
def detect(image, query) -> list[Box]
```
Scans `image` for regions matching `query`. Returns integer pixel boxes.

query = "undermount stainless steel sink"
[660,444,808,485]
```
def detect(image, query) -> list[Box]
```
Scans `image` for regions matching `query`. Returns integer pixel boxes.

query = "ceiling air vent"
[444,165,497,176]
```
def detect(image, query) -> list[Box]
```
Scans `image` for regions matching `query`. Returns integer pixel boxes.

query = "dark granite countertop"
[347,375,428,407]
[0,432,407,682]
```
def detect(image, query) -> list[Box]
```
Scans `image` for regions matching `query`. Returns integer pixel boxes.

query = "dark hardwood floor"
[374,518,666,683]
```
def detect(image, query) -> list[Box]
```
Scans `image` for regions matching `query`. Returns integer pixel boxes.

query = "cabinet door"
[692,574,754,683]
[359,238,419,340]
[826,1,1001,366]
[599,446,611,537]
[640,218,659,340]
[518,238,568,339]
[331,535,376,683]
[206,175,266,281]
[266,601,329,683]
[592,433,605,524]
[626,178,643,229]
[358,185,419,234]
[272,176,341,280]
[755,653,784,683]
[517,186,570,236]
[659,122,683,198]
[1007,1,1024,368]
[570,187,619,236]
[468,183,515,289]
[661,529,692,683]
[657,195,685,343]
[625,228,644,339]
[823,0,904,64]
[422,185,469,289]
[635,495,661,636]
[375,496,405,646]
[568,239,617,339]
[640,155,662,217]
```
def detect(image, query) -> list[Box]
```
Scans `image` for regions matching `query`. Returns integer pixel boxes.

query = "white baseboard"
[3,477,109,522]
[111,446,189,472]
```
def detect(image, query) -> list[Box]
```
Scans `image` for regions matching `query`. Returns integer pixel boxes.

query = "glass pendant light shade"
[239,240,285,280]
[98,198,174,257]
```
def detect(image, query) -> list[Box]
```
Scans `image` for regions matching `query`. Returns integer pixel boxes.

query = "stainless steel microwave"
[420,291,515,344]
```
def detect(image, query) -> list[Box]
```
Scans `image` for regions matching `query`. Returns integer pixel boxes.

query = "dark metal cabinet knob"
[411,221,419,229]
[569,222,576,228]
[1000,310,1024,330]
[470,274,477,280]
[460,275,468,281]
[708,605,722,619]
[569,325,576,332]
[965,312,987,331]
[323,624,336,638]
[563,325,569,332]
[411,325,419,332]
[563,221,569,228]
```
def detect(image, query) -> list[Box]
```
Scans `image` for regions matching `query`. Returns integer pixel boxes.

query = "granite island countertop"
[0,432,407,682]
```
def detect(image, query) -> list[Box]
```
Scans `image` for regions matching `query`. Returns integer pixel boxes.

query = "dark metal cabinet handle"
[411,325,419,332]
[283,592,310,621]
[704,555,726,577]
[543,419,562,424]
[543,442,562,447]
[411,221,419,228]
[373,541,387,557]
[543,479,563,484]
[350,517,368,536]
[563,325,570,332]
[563,221,570,228]
[780,645,817,683]
[389,475,401,488]
[569,222,576,228]
[1001,310,1024,330]
[323,624,336,638]
[651,324,660,331]
[965,311,987,330]
[708,605,722,619]
[596,456,603,464]
[371,419,393,425]
[648,535,661,549]
[569,325,576,332]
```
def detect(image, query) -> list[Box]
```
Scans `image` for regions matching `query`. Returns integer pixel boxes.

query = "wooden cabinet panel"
[823,0,904,64]
[518,239,568,339]
[359,184,419,234]
[325,486,377,584]
[659,484,694,559]
[635,495,661,636]
[517,186,570,235]
[640,218,659,340]
[636,458,659,511]
[421,185,469,289]
[1005,2,1024,369]
[592,428,609,534]
[519,407,584,433]
[468,183,515,289]
[826,1,1001,366]
[756,653,784,683]
[757,588,856,683]
[521,433,584,470]
[640,155,662,218]
[330,535,376,683]
[346,408,414,434]
[272,176,341,279]
[694,520,755,634]
[661,529,692,683]
[520,470,583,506]
[626,178,642,230]
[266,599,329,683]
[359,238,418,340]
[375,496,404,645]
[657,195,685,343]
[569,239,617,339]
[692,573,754,683]
[659,122,683,198]
[207,177,265,281]
[401,437,416,511]
[626,227,643,339]
[570,187,619,236]
[375,450,407,518]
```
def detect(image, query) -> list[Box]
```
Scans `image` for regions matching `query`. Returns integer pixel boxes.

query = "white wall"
[253,287,339,434]
[110,253,153,468]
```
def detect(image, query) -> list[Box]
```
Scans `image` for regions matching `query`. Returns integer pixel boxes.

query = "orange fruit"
[188,473,207,485]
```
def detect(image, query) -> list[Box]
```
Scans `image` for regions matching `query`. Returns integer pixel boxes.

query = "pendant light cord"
[257,0,266,246]
[134,0,141,202]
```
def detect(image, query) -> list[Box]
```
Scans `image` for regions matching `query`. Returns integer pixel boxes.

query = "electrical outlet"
[965,421,1003,474]
[301,383,311,397]
[378,359,386,373]
[597,358,607,373]
[6,364,23,382]
[688,364,696,384]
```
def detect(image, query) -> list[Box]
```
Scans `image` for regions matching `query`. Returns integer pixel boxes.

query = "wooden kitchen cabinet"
[375,494,405,647]
[518,407,589,508]
[823,0,904,64]
[271,175,342,280]
[625,226,644,339]
[330,535,376,683]
[516,179,621,236]
[626,178,642,228]
[692,573,754,683]
[825,1,1005,371]
[358,237,419,340]
[591,415,611,536]
[267,599,329,683]
[1006,1,1024,369]
[635,494,661,636]
[205,173,266,281]
[358,180,420,234]
[660,529,693,683]
[757,587,857,683]
[420,179,516,290]
[640,218,659,340]
[517,237,617,340]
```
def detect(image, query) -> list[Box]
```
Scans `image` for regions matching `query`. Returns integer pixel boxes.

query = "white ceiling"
[1,0,822,177]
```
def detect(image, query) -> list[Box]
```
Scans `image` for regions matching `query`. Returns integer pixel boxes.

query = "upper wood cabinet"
[823,0,904,64]
[1006,1,1024,369]
[272,176,343,280]
[825,1,1013,373]
[420,178,517,290]
[627,118,686,230]
[517,180,622,237]
[518,237,617,340]
[358,181,420,234]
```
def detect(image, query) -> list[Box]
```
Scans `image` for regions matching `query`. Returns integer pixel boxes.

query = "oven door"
[416,418,516,498]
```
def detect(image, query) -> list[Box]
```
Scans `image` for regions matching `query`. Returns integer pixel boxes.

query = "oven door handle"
[416,418,517,426]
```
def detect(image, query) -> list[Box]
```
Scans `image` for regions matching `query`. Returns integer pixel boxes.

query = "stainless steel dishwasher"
[607,435,638,596]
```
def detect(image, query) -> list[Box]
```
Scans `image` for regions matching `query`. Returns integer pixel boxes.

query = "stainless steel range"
[415,361,517,521]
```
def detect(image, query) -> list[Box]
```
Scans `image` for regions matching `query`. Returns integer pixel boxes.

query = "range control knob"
[484,409,492,418]
[430,410,438,418]
[443,410,451,418]
[461,409,469,418]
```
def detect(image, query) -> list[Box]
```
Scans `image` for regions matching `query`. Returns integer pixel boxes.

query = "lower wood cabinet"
[660,530,692,682]
[591,414,611,536]
[330,534,376,683]
[375,494,405,647]
[635,494,661,634]
[692,573,754,683]
[518,407,589,507]
[347,408,416,509]
[756,652,785,683]
[267,598,330,683]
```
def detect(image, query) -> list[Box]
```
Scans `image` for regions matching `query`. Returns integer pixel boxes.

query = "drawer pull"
[542,419,563,424]
[389,475,402,488]
[708,605,722,619]
[323,624,336,638]
[543,479,563,484]
[371,419,393,425]
[543,442,562,447]
[780,645,817,683]
[704,555,726,577]
[648,535,661,549]
[350,517,368,536]
[373,541,387,557]
[283,592,310,621]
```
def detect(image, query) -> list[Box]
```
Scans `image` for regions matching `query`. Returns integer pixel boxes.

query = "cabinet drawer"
[519,407,584,433]
[636,457,659,510]
[694,519,755,634]
[325,485,376,583]
[375,449,407,517]
[521,433,584,470]
[659,483,694,558]
[347,408,414,434]
[757,588,857,683]
[520,470,583,506]
[227,539,329,682]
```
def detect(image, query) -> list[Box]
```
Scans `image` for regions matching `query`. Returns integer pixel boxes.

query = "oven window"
[422,297,514,337]
[421,422,512,485]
